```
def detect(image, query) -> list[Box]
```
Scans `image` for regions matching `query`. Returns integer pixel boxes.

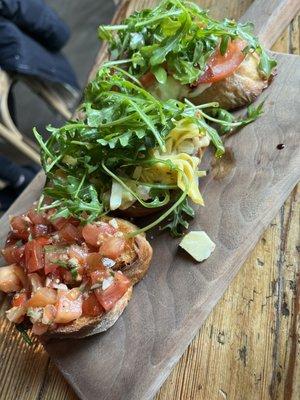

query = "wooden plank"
[0,2,299,400]
[1,50,297,400]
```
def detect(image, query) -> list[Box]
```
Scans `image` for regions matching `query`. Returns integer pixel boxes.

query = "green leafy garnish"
[99,0,276,86]
[16,323,33,346]
[34,67,262,235]
[163,197,195,237]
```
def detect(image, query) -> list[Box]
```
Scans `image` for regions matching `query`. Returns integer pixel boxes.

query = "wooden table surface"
[0,1,299,400]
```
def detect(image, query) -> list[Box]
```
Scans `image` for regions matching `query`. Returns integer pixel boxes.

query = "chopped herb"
[16,323,33,346]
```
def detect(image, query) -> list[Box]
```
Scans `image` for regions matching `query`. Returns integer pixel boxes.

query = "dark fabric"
[0,0,70,51]
[0,17,79,88]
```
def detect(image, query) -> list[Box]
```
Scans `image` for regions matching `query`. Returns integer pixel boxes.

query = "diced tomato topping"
[59,223,83,244]
[42,304,57,325]
[82,293,104,317]
[35,236,51,246]
[25,240,44,273]
[54,290,82,323]
[90,270,108,286]
[86,253,105,272]
[82,222,116,248]
[12,292,28,307]
[51,216,80,230]
[32,224,50,238]
[68,245,88,265]
[27,287,57,307]
[32,323,48,335]
[5,231,20,246]
[195,39,246,85]
[95,272,131,311]
[0,265,27,293]
[2,244,25,265]
[10,216,31,240]
[44,246,67,275]
[99,236,125,259]
[27,209,48,225]
[28,273,44,292]
[140,71,156,88]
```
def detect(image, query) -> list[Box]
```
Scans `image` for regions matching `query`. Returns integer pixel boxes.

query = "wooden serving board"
[0,1,299,400]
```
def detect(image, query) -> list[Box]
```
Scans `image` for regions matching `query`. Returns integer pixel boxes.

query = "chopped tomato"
[51,216,80,230]
[82,222,116,248]
[140,71,156,88]
[54,290,82,323]
[42,304,57,325]
[10,216,31,240]
[27,287,57,307]
[2,244,25,265]
[95,272,131,311]
[35,236,51,246]
[12,292,28,307]
[32,323,48,335]
[86,253,105,272]
[68,245,88,264]
[27,209,48,225]
[32,224,50,238]
[6,306,26,323]
[90,270,108,286]
[44,245,67,275]
[99,236,125,259]
[0,265,27,293]
[25,240,44,273]
[82,293,104,317]
[59,223,82,244]
[195,39,246,85]
[28,273,44,292]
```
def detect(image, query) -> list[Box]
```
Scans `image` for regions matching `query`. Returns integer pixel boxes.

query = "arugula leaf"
[163,197,195,237]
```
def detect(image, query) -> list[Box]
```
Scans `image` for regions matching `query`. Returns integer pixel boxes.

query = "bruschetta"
[0,207,152,339]
[99,0,276,110]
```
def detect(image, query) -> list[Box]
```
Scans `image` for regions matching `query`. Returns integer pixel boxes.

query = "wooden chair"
[0,68,79,164]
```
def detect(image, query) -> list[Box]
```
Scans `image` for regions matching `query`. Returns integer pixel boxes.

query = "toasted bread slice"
[192,52,269,110]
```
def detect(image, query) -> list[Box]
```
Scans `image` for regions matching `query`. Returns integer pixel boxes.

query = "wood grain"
[0,2,299,400]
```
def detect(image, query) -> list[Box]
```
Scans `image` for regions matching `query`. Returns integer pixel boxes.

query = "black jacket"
[0,0,78,88]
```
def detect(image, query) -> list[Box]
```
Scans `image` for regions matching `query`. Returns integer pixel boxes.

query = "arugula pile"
[34,67,262,235]
[99,0,276,86]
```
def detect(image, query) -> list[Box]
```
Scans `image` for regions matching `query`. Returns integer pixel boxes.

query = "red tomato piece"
[25,240,44,273]
[82,293,104,317]
[196,39,246,85]
[59,223,83,244]
[27,209,48,225]
[90,270,108,286]
[12,292,28,308]
[86,253,105,272]
[27,287,57,307]
[68,245,88,265]
[32,224,50,238]
[99,236,125,259]
[51,216,80,230]
[2,244,25,265]
[82,222,117,248]
[10,215,31,240]
[54,290,82,323]
[95,272,131,311]
[44,246,67,275]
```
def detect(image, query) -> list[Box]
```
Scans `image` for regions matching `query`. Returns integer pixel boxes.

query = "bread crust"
[41,218,152,339]
[191,52,269,110]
